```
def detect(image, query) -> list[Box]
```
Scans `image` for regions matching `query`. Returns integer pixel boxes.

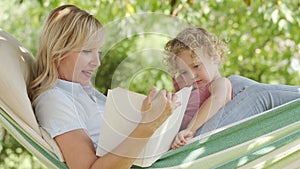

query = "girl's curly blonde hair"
[164,27,228,75]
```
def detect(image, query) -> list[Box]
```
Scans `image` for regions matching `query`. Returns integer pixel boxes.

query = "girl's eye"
[193,63,203,69]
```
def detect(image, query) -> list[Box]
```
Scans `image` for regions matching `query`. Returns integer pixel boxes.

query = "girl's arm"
[186,77,232,134]
[55,88,180,169]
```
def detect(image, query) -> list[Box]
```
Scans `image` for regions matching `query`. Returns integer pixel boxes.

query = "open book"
[96,87,192,167]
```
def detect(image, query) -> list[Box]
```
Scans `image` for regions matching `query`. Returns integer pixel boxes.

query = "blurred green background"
[0,0,299,168]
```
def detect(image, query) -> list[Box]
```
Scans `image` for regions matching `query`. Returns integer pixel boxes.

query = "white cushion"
[0,29,64,161]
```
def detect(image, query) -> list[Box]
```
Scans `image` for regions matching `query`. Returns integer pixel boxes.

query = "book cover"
[96,87,192,167]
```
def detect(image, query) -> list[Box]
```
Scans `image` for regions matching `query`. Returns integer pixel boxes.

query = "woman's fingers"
[141,87,183,132]
[148,88,181,110]
[142,87,157,112]
[147,86,157,101]
[145,86,157,105]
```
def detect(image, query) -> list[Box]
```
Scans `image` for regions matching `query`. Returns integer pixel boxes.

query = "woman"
[29,5,180,169]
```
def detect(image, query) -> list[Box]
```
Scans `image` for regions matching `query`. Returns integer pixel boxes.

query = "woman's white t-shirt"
[33,79,106,149]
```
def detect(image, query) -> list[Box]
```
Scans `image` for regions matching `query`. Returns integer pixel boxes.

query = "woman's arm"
[54,124,153,169]
[55,88,180,169]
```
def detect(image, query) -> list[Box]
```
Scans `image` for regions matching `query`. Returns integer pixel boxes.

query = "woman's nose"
[90,52,101,67]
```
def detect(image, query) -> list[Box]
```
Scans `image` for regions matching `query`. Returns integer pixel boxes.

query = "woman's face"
[175,49,220,89]
[57,48,101,86]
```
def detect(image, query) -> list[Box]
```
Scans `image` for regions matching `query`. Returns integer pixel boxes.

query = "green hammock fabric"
[132,98,300,169]
[0,107,68,169]
[1,99,300,169]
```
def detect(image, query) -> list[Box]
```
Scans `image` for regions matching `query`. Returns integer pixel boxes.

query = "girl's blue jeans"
[195,75,300,136]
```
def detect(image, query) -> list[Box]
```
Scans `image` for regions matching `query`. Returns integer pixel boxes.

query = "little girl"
[165,27,300,149]
[165,27,232,149]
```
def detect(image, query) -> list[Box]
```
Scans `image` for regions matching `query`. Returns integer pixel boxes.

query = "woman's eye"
[98,51,102,60]
[82,50,91,53]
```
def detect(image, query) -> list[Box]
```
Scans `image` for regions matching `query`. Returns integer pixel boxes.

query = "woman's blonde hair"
[29,5,103,100]
[164,27,228,75]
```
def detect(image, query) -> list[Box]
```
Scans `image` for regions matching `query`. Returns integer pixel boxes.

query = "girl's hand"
[171,129,194,150]
[141,87,181,134]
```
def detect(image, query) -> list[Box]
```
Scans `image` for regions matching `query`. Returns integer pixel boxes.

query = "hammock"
[132,99,300,168]
[0,29,299,169]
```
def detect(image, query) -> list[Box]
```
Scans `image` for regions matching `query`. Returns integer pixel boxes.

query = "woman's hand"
[171,129,194,150]
[141,87,181,134]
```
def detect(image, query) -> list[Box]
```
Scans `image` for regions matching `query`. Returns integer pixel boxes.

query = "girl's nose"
[190,70,198,79]
[183,71,196,86]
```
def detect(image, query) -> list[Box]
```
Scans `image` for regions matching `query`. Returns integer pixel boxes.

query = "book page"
[96,87,192,167]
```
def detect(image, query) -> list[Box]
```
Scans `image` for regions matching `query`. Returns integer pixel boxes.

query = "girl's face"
[57,48,101,86]
[175,49,220,89]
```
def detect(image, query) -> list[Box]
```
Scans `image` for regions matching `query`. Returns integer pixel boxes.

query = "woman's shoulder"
[35,79,81,102]
[38,87,67,98]
[33,87,72,107]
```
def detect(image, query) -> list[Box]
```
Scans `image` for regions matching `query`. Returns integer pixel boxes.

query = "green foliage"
[172,0,300,84]
[0,0,300,168]
[0,128,45,168]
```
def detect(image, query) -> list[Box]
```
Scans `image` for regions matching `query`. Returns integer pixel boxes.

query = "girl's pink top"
[172,77,211,130]
[173,77,233,131]
[179,84,211,130]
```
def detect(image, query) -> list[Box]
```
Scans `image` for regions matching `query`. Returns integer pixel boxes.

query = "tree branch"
[171,3,183,16]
